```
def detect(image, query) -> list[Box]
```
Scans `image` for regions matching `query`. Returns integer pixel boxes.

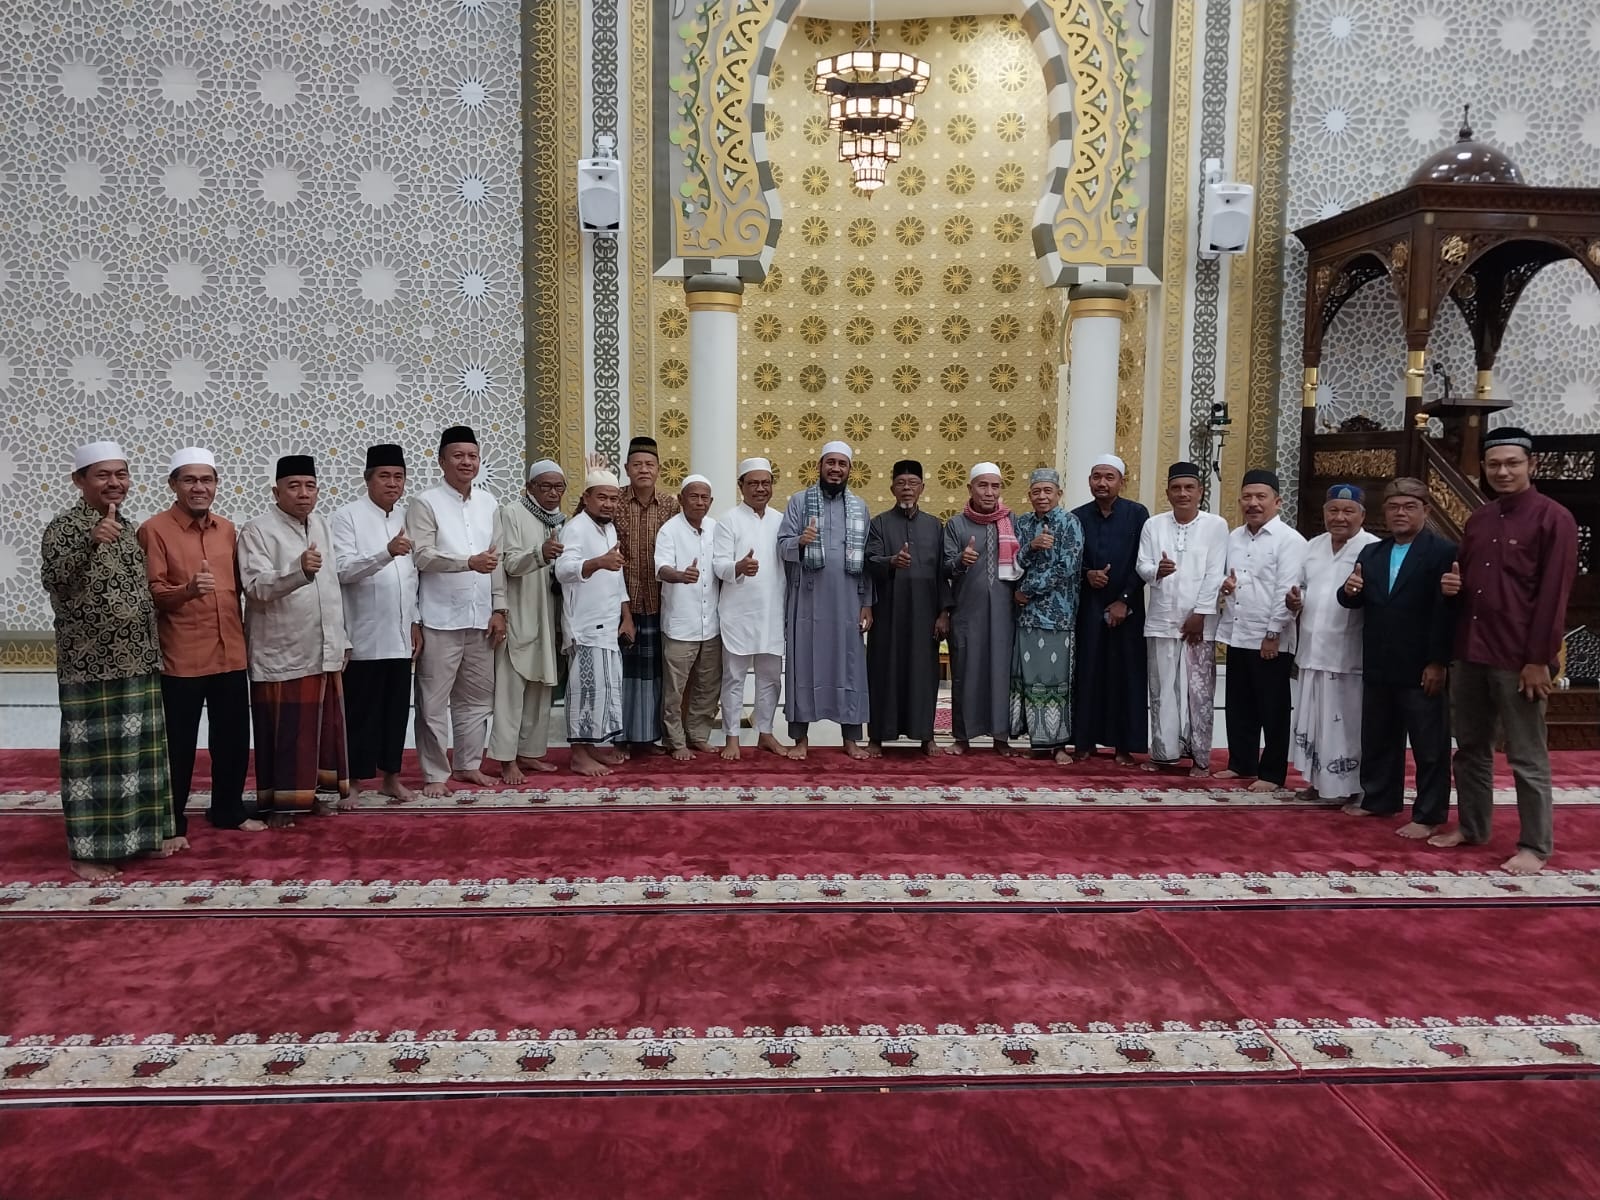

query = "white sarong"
[566,645,624,745]
[1147,637,1216,767]
[1291,667,1363,798]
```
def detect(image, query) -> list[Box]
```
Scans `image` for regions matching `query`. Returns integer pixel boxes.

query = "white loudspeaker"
[1199,178,1255,259]
[577,157,622,235]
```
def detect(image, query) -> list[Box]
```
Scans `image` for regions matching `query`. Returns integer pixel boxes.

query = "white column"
[1060,282,1130,507]
[684,274,744,511]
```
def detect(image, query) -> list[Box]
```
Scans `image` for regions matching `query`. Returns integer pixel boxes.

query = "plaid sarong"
[801,485,869,575]
[252,672,351,813]
[619,611,663,742]
[59,673,175,862]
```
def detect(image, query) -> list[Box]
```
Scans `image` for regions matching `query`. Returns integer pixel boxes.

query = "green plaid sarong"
[59,673,175,862]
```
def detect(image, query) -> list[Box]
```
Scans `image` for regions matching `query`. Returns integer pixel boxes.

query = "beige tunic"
[237,506,349,682]
[491,501,562,685]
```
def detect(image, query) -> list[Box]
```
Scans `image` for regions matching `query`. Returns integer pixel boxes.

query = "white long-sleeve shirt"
[655,512,720,642]
[237,505,349,682]
[1137,510,1230,640]
[1218,515,1310,654]
[710,502,784,657]
[330,495,419,661]
[407,482,497,631]
[1295,529,1378,674]
[554,510,629,650]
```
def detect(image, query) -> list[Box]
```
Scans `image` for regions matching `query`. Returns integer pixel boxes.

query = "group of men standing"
[42,424,1577,880]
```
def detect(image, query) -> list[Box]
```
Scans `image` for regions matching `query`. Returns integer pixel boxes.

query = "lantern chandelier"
[810,8,930,192]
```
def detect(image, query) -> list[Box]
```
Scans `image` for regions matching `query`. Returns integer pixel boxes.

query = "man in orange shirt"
[138,447,264,839]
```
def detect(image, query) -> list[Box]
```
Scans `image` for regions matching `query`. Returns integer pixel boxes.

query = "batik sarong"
[59,673,175,861]
[1292,668,1364,798]
[619,612,663,742]
[1148,637,1218,767]
[568,645,624,745]
[251,672,351,812]
[1009,629,1073,749]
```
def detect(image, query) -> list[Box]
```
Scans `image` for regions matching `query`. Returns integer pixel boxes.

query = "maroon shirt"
[1454,485,1578,670]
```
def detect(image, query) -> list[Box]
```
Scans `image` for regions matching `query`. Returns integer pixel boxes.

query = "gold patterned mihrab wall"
[649,15,1057,518]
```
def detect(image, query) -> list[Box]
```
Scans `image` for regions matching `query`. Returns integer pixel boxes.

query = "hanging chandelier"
[811,18,929,193]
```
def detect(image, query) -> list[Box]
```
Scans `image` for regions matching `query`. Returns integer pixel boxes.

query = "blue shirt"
[1388,541,1411,590]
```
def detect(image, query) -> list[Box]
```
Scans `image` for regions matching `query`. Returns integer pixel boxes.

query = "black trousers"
[344,657,412,779]
[1359,682,1451,825]
[160,670,251,834]
[1224,647,1294,785]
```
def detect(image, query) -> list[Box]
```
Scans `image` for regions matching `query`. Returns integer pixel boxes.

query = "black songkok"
[275,455,316,480]
[891,459,924,480]
[1482,425,1534,456]
[627,435,660,460]
[365,444,406,471]
[1242,468,1282,493]
[1167,461,1202,482]
[439,425,477,452]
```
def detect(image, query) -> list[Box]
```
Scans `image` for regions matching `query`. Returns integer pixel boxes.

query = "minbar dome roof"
[1408,106,1526,186]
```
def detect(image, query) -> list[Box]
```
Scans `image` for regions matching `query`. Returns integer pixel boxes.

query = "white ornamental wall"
[1277,1,1600,494]
[0,0,524,636]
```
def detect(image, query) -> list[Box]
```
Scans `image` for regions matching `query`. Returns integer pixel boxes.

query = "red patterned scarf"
[961,501,1020,571]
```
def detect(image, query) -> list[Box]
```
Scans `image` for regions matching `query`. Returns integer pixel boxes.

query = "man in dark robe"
[1070,453,1149,764]
[865,460,951,755]
[943,461,1020,755]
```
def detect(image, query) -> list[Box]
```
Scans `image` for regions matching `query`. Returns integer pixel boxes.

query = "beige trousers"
[662,634,722,749]
[489,646,555,762]
[414,626,494,782]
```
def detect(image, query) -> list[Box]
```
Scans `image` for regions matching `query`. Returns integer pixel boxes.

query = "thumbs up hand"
[681,557,701,585]
[1441,559,1461,597]
[1286,583,1303,614]
[1087,562,1111,588]
[1156,550,1177,579]
[799,516,819,547]
[736,547,759,578]
[386,529,412,557]
[469,544,499,574]
[541,535,564,563]
[1220,568,1238,598]
[1030,527,1054,552]
[188,558,216,598]
[1343,562,1365,597]
[960,535,979,567]
[301,542,323,577]
[892,542,912,569]
[90,503,122,546]
[595,543,625,573]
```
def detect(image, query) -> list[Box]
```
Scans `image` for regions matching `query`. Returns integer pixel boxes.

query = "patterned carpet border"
[5,867,1599,914]
[3,786,1596,813]
[3,1016,1596,1092]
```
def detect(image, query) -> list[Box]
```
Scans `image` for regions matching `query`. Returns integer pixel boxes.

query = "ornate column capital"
[1066,281,1131,321]
[685,273,745,314]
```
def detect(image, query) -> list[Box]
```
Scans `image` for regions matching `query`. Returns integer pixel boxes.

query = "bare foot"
[1073,751,1093,764]
[922,740,943,757]
[1246,780,1278,793]
[237,819,268,832]
[788,739,810,761]
[995,741,1014,757]
[501,762,526,786]
[687,740,715,754]
[865,742,885,759]
[842,740,869,760]
[1295,787,1320,802]
[1501,849,1547,875]
[1214,770,1242,780]
[720,740,742,762]
[756,733,790,757]
[947,741,969,757]
[1053,749,1074,766]
[312,798,339,816]
[1427,828,1468,849]
[570,746,614,777]
[422,781,453,798]
[265,813,297,829]
[161,836,190,854]
[1189,766,1212,779]
[595,746,627,766]
[452,769,496,788]
[517,756,559,774]
[1114,753,1136,767]
[70,860,121,881]
[669,746,695,761]
[1395,821,1439,840]
[1342,802,1380,816]
[1140,760,1168,773]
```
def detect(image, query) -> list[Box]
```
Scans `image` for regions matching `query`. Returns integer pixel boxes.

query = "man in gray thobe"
[865,459,950,755]
[943,461,1020,755]
[777,441,875,760]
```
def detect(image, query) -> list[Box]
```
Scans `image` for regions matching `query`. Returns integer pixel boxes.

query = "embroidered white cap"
[584,468,620,489]
[819,440,853,461]
[73,441,127,472]
[968,461,1002,483]
[679,473,712,490]
[737,457,772,477]
[168,447,216,475]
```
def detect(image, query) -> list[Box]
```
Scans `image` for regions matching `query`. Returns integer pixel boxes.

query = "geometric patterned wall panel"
[0,0,524,634]
[1277,0,1600,498]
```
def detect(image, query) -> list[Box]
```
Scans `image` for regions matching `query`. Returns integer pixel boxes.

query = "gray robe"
[777,490,874,724]
[943,512,1016,740]
[866,507,950,742]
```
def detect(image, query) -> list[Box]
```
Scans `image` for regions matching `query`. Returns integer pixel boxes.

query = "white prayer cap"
[73,440,126,472]
[819,440,853,461]
[168,446,216,475]
[584,467,620,489]
[526,458,564,482]
[679,473,712,491]
[968,461,1002,483]
[1091,453,1127,476]
[737,457,772,478]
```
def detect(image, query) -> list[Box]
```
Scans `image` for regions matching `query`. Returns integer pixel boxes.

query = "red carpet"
[0,1082,1457,1200]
